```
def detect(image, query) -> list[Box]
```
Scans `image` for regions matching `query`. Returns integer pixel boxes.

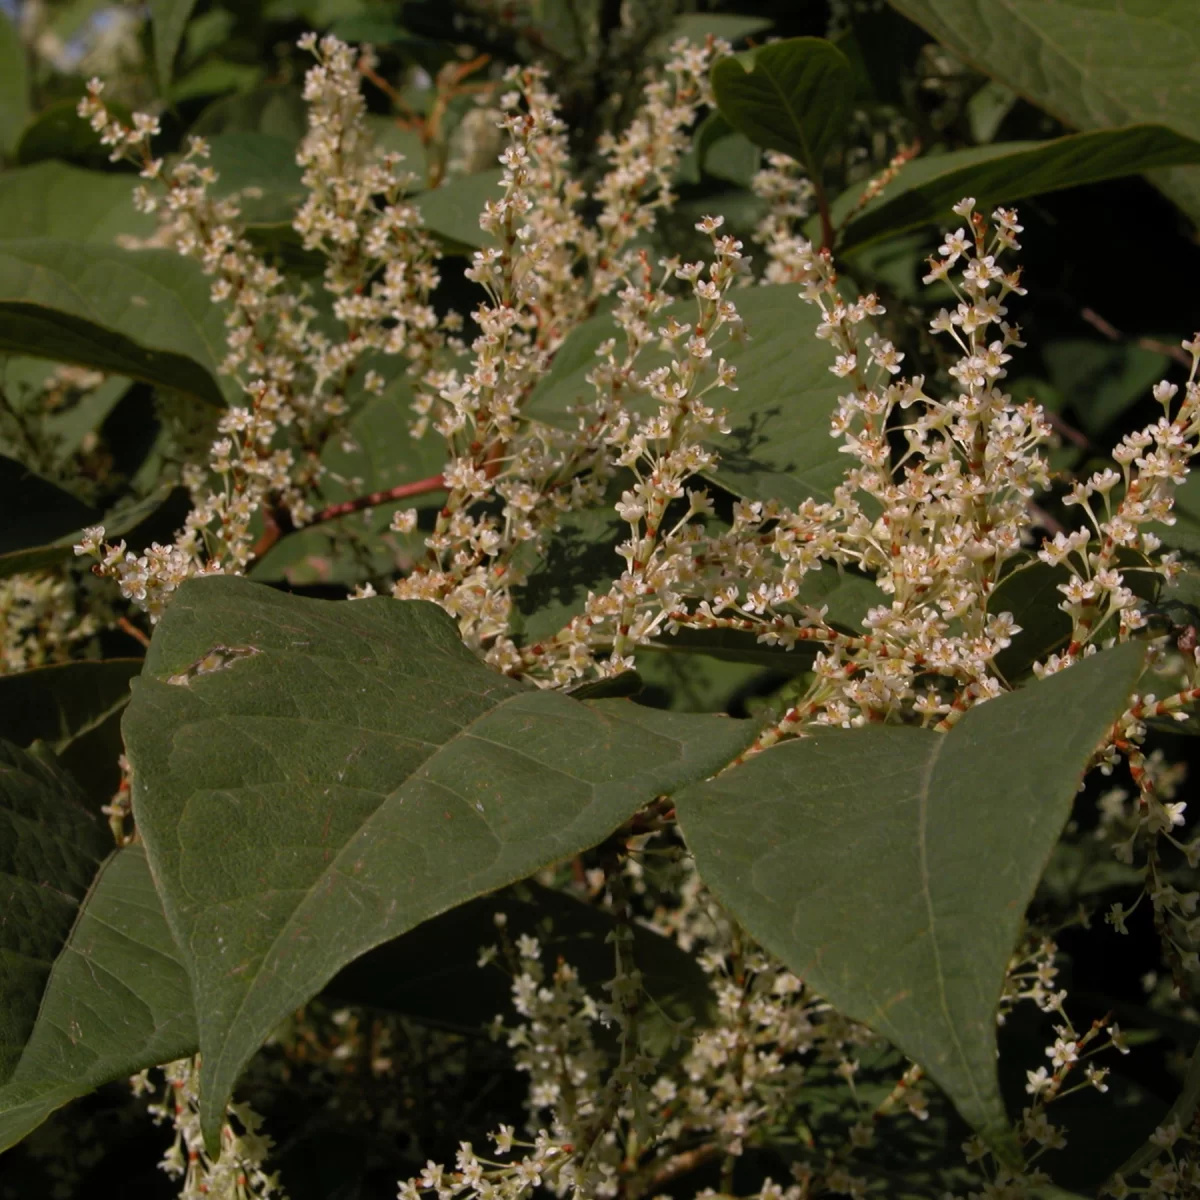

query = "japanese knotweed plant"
[5,16,1200,1200]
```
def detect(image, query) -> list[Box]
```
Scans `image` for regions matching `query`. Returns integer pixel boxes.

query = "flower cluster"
[46,23,1200,1200]
[400,866,929,1200]
[76,36,445,586]
[0,569,101,672]
[134,1057,282,1200]
[750,150,817,284]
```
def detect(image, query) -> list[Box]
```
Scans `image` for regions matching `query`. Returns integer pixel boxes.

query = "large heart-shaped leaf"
[0,238,229,405]
[711,38,854,175]
[837,126,1200,255]
[676,642,1145,1148]
[0,844,195,1151]
[524,284,846,507]
[122,574,755,1144]
[888,0,1200,224]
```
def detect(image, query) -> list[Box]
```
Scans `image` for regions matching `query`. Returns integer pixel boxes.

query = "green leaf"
[1112,1036,1200,1182]
[0,162,154,244]
[642,628,812,672]
[0,456,96,565]
[179,7,236,63]
[634,652,770,718]
[0,660,141,752]
[642,568,883,670]
[567,671,645,701]
[250,379,445,587]
[711,38,854,175]
[169,60,265,106]
[0,660,142,806]
[330,880,713,1056]
[525,284,847,506]
[150,0,201,91]
[693,112,761,188]
[513,497,625,644]
[367,116,429,186]
[676,642,1145,1148]
[122,574,755,1145]
[0,238,229,405]
[989,550,1160,683]
[968,80,1019,145]
[0,740,111,1082]
[0,10,30,157]
[15,97,126,168]
[0,360,141,473]
[663,13,772,47]
[0,744,191,1142]
[887,0,1200,224]
[1043,337,1173,438]
[201,132,306,227]
[43,374,134,462]
[0,459,188,579]
[191,83,308,142]
[329,15,412,44]
[415,169,505,252]
[514,496,881,656]
[1153,469,1200,555]
[987,558,1073,682]
[838,126,1200,255]
[0,844,195,1151]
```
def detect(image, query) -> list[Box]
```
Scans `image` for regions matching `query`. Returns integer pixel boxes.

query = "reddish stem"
[815,178,836,253]
[1081,306,1192,368]
[315,472,446,522]
[249,473,446,562]
[117,616,151,648]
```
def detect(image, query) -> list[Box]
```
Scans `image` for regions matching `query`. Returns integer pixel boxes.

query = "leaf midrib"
[899,0,1198,138]
[754,55,817,174]
[0,242,226,399]
[200,688,626,1096]
[914,730,986,1114]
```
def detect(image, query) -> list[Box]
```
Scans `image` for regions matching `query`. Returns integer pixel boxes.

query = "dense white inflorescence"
[57,31,1200,1200]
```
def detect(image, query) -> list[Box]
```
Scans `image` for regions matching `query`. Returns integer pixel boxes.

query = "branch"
[1080,306,1192,369]
[117,615,151,648]
[815,178,835,253]
[1044,409,1095,453]
[249,473,446,563]
[625,1143,722,1199]
[315,472,446,522]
